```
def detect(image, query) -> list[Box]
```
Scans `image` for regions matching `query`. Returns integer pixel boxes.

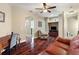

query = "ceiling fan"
[35,3,56,13]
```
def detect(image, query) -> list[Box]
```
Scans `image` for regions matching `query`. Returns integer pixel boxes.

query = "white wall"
[48,17,59,22]
[35,19,46,34]
[58,14,64,37]
[11,6,45,41]
[64,11,79,38]
[0,4,11,37]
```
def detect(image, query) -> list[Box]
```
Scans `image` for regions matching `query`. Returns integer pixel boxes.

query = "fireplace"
[48,22,58,37]
[51,26,57,32]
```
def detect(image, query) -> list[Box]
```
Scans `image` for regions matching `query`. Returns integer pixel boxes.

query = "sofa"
[68,35,79,55]
[39,37,70,55]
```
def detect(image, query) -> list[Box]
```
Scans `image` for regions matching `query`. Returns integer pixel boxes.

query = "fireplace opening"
[51,26,57,32]
[48,22,58,37]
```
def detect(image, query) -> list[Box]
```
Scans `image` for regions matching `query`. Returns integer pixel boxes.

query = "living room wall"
[0,4,12,37]
[11,6,45,42]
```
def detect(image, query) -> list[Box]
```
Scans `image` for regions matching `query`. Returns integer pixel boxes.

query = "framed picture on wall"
[0,11,5,22]
[38,21,42,27]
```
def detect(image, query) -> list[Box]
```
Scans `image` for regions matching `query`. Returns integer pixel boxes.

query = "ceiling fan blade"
[47,10,51,13]
[43,3,47,9]
[48,6,56,9]
[43,3,46,6]
[35,8,43,10]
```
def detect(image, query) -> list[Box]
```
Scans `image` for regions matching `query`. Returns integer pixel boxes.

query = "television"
[51,26,57,30]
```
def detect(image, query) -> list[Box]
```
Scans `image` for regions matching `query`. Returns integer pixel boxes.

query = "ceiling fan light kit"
[43,9,47,12]
[35,3,56,13]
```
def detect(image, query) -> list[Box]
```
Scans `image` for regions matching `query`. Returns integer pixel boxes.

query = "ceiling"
[10,3,79,17]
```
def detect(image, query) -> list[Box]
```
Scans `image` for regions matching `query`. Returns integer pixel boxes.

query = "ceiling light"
[43,9,47,12]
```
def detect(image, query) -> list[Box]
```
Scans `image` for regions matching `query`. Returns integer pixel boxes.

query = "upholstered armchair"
[69,35,79,55]
[35,30,42,38]
[39,37,70,55]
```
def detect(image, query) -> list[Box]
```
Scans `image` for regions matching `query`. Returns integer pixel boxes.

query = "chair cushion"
[45,44,67,55]
[69,35,79,54]
[53,41,69,50]
[45,40,69,55]
[56,37,70,45]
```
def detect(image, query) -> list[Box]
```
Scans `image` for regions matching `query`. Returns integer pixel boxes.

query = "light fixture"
[43,9,47,12]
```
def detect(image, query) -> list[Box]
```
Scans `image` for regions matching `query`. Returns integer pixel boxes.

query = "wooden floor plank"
[2,39,49,55]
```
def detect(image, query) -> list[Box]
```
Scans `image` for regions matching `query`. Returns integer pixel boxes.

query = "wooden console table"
[0,35,10,54]
[0,44,2,54]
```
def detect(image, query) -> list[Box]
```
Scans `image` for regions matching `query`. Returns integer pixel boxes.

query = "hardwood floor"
[2,38,49,55]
